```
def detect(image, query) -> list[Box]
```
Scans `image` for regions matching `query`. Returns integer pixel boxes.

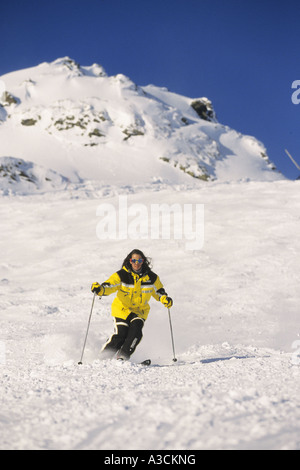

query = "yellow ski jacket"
[101,266,167,320]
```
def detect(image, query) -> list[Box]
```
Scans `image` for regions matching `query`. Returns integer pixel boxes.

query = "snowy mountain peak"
[41,56,107,78]
[0,57,282,193]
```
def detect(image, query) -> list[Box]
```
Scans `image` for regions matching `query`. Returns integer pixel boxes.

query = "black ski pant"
[101,312,144,358]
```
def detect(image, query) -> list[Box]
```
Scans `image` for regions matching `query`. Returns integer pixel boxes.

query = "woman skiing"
[91,249,173,361]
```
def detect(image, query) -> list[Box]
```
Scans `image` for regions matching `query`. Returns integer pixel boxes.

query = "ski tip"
[140,359,151,366]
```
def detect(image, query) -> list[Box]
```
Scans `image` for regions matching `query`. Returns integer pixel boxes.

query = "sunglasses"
[130,258,144,264]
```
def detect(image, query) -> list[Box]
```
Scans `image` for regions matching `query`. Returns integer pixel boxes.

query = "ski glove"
[160,295,173,308]
[91,282,104,296]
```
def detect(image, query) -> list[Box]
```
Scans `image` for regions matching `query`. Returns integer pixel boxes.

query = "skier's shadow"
[150,354,270,367]
[200,354,266,364]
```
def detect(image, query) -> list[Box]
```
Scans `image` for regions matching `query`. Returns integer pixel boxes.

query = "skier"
[91,249,173,361]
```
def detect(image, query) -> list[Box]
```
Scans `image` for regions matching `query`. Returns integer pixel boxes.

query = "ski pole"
[168,308,177,362]
[78,292,97,365]
[285,149,300,170]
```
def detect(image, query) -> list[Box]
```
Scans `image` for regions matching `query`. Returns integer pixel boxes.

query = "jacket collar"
[123,265,149,279]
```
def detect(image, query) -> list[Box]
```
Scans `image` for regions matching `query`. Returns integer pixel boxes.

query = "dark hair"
[122,249,152,271]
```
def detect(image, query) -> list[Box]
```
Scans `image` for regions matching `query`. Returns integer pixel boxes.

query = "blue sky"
[1,0,300,179]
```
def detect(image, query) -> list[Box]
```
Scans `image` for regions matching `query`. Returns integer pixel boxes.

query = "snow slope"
[0,180,299,450]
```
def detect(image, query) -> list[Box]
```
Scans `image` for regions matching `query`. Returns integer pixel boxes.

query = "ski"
[140,359,151,366]
[116,358,151,366]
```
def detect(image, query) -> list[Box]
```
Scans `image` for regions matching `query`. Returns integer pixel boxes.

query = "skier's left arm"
[153,276,173,308]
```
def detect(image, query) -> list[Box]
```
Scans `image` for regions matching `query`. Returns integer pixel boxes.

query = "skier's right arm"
[91,272,121,296]
[91,282,104,296]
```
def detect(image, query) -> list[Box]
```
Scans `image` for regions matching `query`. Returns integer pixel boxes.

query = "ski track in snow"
[0,181,300,450]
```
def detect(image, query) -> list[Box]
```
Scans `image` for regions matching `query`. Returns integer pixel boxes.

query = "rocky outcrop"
[0,157,67,194]
[0,91,19,106]
[190,98,216,121]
